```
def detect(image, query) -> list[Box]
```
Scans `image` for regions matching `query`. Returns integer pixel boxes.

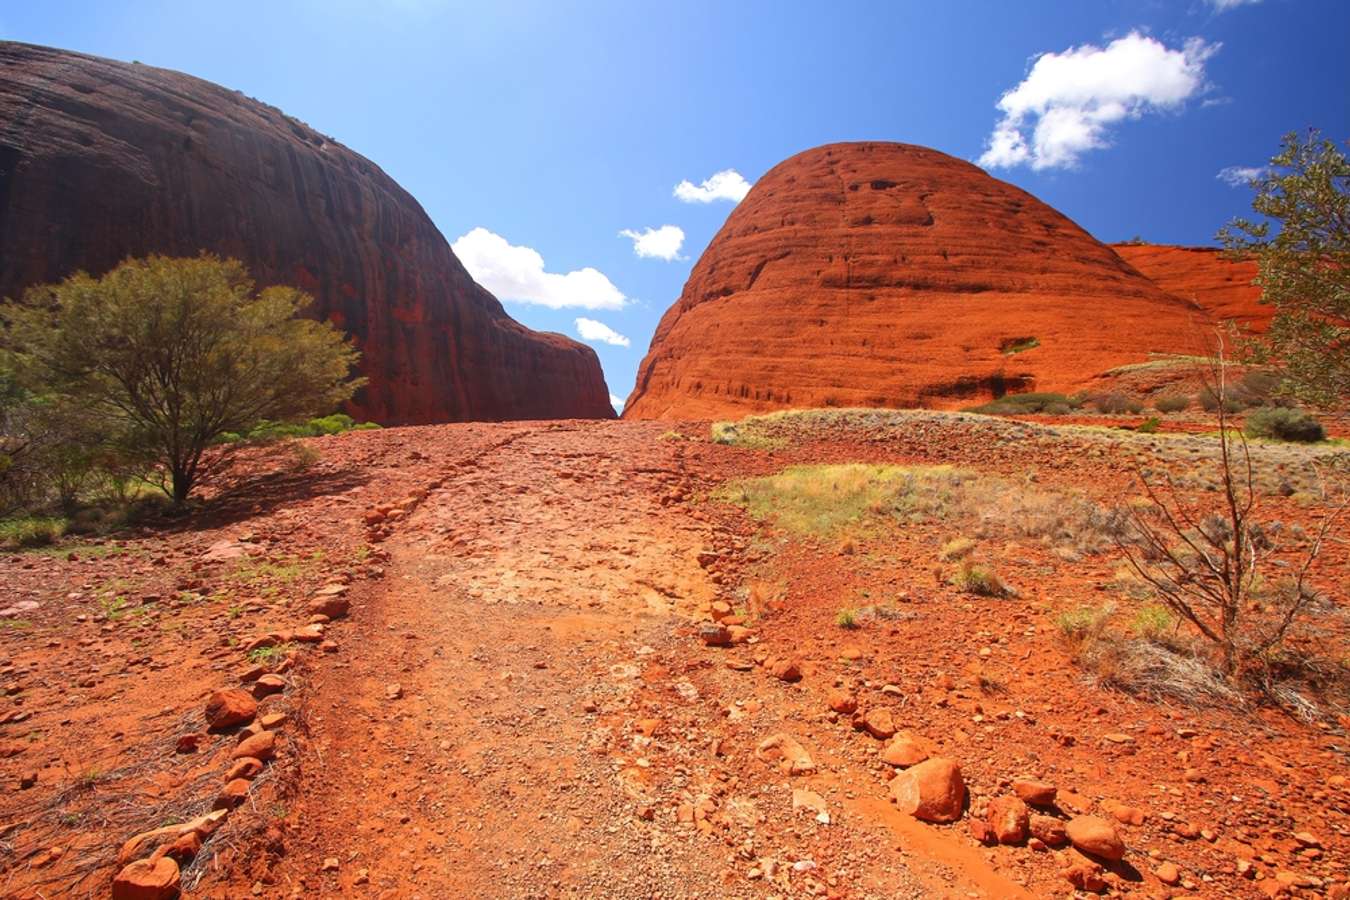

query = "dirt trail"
[11,415,1341,898]
[228,421,1019,898]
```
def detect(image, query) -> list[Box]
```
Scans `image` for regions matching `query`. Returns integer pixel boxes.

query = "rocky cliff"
[0,41,613,424]
[624,142,1211,420]
[1112,243,1269,334]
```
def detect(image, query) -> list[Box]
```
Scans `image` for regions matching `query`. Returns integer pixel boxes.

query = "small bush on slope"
[1154,394,1190,413]
[1244,407,1325,443]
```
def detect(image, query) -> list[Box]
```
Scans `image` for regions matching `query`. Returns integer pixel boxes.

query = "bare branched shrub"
[1115,350,1344,679]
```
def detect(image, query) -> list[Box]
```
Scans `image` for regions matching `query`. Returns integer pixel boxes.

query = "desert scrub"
[949,560,1008,597]
[709,420,788,449]
[1244,407,1325,443]
[938,536,975,561]
[1130,603,1177,641]
[1053,602,1235,705]
[718,462,1123,558]
[715,464,963,537]
[0,516,67,549]
[1154,394,1190,413]
[1092,393,1144,414]
[835,607,859,629]
[967,392,1075,415]
[1198,386,1246,414]
[1055,603,1114,646]
[1116,370,1344,682]
[1107,565,1154,600]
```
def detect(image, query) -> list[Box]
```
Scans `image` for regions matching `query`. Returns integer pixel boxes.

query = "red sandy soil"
[624,142,1214,421]
[1,417,1347,899]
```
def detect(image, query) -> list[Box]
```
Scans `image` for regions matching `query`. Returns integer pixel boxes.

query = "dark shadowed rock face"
[0,41,613,424]
[624,141,1209,421]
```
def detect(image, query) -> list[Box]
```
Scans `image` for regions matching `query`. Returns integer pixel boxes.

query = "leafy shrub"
[0,516,67,549]
[1244,407,1325,443]
[968,392,1075,415]
[4,255,365,505]
[1154,394,1190,413]
[221,414,379,445]
[1136,417,1161,434]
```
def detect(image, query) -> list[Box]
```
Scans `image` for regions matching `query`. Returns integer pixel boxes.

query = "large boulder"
[624,141,1207,420]
[0,41,613,425]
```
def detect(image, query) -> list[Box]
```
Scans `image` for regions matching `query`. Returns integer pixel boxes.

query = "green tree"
[3,255,364,506]
[1219,131,1350,408]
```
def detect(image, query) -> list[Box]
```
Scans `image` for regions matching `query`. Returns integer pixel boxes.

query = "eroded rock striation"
[625,142,1207,420]
[1112,243,1270,334]
[0,41,612,424]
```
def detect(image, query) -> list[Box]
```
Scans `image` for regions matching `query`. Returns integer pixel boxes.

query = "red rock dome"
[1112,243,1269,334]
[0,41,613,424]
[624,141,1210,420]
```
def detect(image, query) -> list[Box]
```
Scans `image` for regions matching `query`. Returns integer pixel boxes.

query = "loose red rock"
[112,856,181,900]
[1066,815,1127,861]
[204,689,257,732]
[889,756,965,823]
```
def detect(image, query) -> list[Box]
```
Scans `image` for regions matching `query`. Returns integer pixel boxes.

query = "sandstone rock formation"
[624,142,1208,420]
[1112,243,1270,334]
[0,41,613,424]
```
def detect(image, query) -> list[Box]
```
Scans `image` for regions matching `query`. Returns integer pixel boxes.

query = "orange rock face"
[1112,243,1270,334]
[0,42,613,425]
[625,142,1210,420]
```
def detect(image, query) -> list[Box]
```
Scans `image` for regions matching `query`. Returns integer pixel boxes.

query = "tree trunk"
[171,468,193,508]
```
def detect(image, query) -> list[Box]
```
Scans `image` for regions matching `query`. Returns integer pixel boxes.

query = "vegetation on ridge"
[2,254,366,513]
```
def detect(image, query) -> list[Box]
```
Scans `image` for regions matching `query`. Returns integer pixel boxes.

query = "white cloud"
[609,393,625,411]
[451,227,626,310]
[619,225,686,261]
[575,317,631,348]
[674,169,752,203]
[978,32,1219,171]
[1217,165,1265,187]
[1208,0,1261,11]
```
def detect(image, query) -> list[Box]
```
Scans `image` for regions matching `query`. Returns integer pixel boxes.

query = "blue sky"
[5,0,1348,409]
